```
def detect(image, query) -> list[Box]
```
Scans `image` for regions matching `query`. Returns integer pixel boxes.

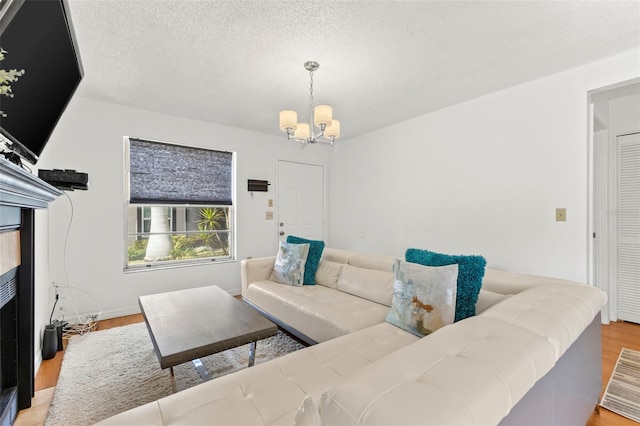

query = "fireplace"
[0,158,62,424]
[0,218,25,426]
[0,265,19,425]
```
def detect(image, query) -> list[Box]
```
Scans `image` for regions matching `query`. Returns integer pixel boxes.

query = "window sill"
[123,257,237,273]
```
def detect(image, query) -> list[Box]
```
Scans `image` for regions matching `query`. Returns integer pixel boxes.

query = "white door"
[277,161,324,242]
[617,133,640,323]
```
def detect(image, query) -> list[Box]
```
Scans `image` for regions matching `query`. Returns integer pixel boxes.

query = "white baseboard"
[98,305,142,321]
[34,352,43,378]
[82,286,243,321]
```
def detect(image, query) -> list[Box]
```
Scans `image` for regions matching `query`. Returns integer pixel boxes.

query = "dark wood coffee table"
[138,285,277,391]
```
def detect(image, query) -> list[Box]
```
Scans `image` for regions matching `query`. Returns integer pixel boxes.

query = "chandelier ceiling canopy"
[279,61,340,147]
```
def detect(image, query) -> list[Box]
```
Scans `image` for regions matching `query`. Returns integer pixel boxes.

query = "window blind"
[128,138,233,205]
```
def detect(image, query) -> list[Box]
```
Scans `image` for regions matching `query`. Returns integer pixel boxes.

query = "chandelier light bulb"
[279,110,298,131]
[294,123,310,140]
[324,119,340,139]
[313,105,332,128]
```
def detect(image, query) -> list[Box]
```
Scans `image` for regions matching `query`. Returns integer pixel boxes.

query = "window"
[138,206,175,233]
[124,137,234,270]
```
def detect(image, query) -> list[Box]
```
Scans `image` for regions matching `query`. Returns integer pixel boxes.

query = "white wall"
[328,49,640,282]
[34,96,330,334]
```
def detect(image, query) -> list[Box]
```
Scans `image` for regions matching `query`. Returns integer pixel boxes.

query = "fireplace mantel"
[1,156,62,421]
[0,158,63,209]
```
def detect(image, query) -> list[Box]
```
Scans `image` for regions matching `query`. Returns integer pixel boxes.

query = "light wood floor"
[15,316,640,426]
[586,320,640,426]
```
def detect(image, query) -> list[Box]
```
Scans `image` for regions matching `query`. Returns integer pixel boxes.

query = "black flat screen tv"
[0,0,83,165]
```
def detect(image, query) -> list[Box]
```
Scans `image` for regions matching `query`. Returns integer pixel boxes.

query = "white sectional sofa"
[241,248,402,344]
[98,248,607,425]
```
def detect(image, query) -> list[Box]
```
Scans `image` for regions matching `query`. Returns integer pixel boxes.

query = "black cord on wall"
[49,293,59,325]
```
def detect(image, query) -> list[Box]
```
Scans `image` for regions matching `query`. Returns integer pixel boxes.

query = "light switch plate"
[556,208,567,222]
[268,199,273,207]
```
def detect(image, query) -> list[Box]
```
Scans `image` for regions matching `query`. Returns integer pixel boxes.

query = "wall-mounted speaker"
[248,179,270,192]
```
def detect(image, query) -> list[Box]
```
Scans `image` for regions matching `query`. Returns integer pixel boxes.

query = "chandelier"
[279,61,340,147]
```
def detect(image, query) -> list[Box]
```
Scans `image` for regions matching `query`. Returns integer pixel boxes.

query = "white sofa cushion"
[315,260,343,289]
[319,315,557,425]
[241,256,276,294]
[320,248,353,264]
[480,283,607,359]
[245,280,390,343]
[96,323,419,426]
[336,264,394,307]
[323,251,398,307]
[347,252,397,272]
[482,268,582,295]
[294,396,321,426]
[475,289,511,314]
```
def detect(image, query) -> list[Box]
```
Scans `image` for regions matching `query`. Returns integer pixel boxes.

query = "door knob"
[279,222,284,227]
[279,231,285,236]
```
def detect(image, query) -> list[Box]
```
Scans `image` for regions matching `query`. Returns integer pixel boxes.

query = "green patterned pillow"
[386,260,458,337]
[270,241,310,286]
[286,235,325,285]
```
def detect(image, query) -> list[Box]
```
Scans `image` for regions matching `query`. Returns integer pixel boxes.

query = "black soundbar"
[38,169,89,191]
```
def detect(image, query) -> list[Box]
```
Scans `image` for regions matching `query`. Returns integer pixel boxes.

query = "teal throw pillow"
[270,241,310,286]
[405,248,486,322]
[286,235,325,285]
[386,260,458,337]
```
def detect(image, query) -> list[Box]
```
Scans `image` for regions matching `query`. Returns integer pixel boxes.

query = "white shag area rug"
[45,322,305,426]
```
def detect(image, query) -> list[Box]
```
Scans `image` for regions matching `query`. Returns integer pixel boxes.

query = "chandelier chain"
[309,69,314,109]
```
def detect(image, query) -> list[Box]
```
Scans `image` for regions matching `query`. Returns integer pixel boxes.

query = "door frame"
[587,78,640,323]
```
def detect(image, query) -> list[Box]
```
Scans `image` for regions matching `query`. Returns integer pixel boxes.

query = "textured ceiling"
[67,0,640,141]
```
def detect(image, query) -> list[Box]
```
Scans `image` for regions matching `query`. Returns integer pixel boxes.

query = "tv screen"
[0,0,83,165]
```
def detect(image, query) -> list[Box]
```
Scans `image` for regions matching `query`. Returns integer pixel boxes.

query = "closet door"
[617,132,640,323]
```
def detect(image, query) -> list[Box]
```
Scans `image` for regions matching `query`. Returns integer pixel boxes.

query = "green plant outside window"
[126,205,231,268]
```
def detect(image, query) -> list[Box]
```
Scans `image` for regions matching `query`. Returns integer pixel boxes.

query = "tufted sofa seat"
[97,248,607,425]
[319,283,606,425]
[242,249,398,344]
[96,322,418,425]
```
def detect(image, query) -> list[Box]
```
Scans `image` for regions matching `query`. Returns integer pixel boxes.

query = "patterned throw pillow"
[385,260,458,337]
[405,248,487,321]
[286,235,325,285]
[270,241,310,286]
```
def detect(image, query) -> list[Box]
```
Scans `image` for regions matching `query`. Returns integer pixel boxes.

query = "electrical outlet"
[556,208,567,222]
[265,211,274,220]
